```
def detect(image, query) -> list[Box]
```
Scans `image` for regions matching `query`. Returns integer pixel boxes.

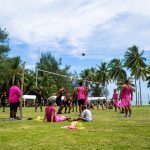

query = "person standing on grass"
[119,80,133,117]
[63,91,72,114]
[112,89,119,112]
[9,82,21,119]
[1,91,7,112]
[35,91,43,112]
[72,87,78,112]
[77,81,86,115]
[84,84,89,106]
[57,87,65,114]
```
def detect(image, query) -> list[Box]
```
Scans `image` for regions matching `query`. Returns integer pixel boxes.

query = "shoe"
[15,117,21,120]
[57,112,62,114]
[9,118,16,121]
[66,117,71,121]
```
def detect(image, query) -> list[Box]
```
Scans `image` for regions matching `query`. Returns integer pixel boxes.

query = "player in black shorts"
[57,87,65,114]
[35,91,43,112]
[64,92,72,114]
[1,91,7,112]
[72,88,78,112]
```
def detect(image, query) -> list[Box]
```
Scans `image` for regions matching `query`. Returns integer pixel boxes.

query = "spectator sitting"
[44,100,70,122]
[72,105,93,122]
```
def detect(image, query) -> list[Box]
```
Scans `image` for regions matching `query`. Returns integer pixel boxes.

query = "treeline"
[0,28,150,105]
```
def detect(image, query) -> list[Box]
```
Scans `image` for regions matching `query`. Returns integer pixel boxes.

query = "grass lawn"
[0,106,150,150]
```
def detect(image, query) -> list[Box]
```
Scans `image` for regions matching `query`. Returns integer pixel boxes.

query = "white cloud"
[0,0,150,60]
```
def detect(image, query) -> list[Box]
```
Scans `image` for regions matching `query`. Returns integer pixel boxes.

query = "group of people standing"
[56,81,90,115]
[0,79,133,121]
[43,81,93,123]
[112,80,133,117]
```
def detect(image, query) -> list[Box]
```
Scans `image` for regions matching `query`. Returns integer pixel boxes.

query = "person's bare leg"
[75,105,78,112]
[128,106,132,117]
[72,105,74,112]
[10,111,13,118]
[79,106,81,115]
[57,106,64,114]
[40,105,42,112]
[68,106,71,113]
[64,106,67,113]
[35,105,37,112]
[125,106,128,117]
[115,106,117,112]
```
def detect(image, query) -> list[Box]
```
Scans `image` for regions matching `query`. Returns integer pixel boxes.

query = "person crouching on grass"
[44,100,70,122]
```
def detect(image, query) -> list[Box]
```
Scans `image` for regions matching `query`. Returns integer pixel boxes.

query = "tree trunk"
[135,78,138,105]
[139,78,142,105]
[106,83,108,100]
[138,91,140,106]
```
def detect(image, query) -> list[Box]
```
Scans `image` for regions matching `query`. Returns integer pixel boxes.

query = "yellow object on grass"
[71,121,85,129]
[34,116,43,121]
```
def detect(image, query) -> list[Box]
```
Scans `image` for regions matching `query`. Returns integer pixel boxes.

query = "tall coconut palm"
[124,45,147,105]
[96,62,110,98]
[146,65,150,87]
[80,68,91,81]
[88,67,101,96]
[108,58,127,90]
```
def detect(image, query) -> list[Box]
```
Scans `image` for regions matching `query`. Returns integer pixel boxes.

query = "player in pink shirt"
[44,100,70,122]
[9,82,21,119]
[77,81,86,115]
[120,80,133,117]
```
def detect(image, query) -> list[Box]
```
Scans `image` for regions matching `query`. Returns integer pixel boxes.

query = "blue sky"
[0,0,150,104]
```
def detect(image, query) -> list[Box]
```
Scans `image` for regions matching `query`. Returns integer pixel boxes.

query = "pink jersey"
[45,106,55,122]
[45,106,66,122]
[121,84,132,107]
[113,93,118,101]
[9,85,21,103]
[121,84,132,101]
[113,92,118,106]
[77,86,85,100]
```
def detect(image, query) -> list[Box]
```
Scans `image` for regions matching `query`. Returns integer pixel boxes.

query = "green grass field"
[0,106,150,150]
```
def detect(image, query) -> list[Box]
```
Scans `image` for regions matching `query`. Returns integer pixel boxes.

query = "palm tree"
[96,62,110,98]
[117,77,135,93]
[9,57,21,85]
[146,65,150,87]
[80,68,90,79]
[108,58,127,90]
[124,45,147,105]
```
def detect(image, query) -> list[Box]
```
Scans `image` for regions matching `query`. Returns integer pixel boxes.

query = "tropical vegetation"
[0,28,150,105]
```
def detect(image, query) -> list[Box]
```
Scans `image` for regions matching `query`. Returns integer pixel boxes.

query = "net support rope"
[37,69,100,84]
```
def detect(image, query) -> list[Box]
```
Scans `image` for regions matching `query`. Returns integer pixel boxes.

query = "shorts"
[64,100,71,107]
[1,102,6,106]
[35,101,42,106]
[72,100,78,106]
[10,102,20,112]
[78,99,85,106]
[83,118,92,122]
